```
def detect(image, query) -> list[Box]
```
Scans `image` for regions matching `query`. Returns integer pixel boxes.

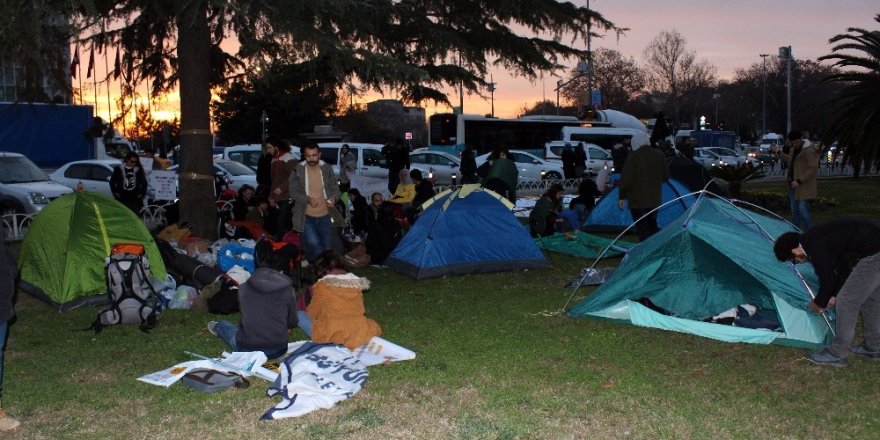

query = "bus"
[427,113,594,156]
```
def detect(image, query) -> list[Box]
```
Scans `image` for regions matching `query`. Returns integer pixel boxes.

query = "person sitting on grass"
[388,168,415,205]
[208,240,298,360]
[297,250,381,350]
[529,183,564,237]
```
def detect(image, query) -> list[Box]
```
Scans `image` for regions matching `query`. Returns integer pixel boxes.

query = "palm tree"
[819,14,880,172]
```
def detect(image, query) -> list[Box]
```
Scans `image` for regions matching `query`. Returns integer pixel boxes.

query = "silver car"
[475,150,565,181]
[409,150,461,185]
[0,151,74,215]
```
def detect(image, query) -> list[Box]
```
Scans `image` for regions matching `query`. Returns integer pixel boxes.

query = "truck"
[674,129,738,151]
[0,103,134,168]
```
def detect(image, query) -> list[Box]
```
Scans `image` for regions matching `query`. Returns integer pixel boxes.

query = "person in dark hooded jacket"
[208,240,298,360]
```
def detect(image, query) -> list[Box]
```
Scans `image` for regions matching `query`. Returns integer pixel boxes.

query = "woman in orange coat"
[305,250,381,350]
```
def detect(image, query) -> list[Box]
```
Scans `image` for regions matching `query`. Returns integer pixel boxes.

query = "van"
[316,142,387,179]
[224,144,301,170]
[543,141,614,176]
[559,126,649,150]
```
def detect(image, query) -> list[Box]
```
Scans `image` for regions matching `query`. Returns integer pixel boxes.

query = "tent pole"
[789,263,836,336]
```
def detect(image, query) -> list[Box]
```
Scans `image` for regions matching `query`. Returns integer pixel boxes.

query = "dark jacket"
[236,267,298,353]
[109,164,148,203]
[668,154,709,192]
[459,148,478,183]
[412,180,435,208]
[1,230,16,323]
[350,195,370,237]
[529,195,559,237]
[800,218,880,308]
[618,146,669,210]
[256,152,273,189]
[483,158,518,202]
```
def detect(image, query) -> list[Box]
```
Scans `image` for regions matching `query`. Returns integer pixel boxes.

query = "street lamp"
[760,53,769,135]
[487,75,496,117]
[556,79,563,115]
[260,110,269,141]
[713,91,720,129]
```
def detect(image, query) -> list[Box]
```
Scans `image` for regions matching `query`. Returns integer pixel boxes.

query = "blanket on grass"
[262,342,369,420]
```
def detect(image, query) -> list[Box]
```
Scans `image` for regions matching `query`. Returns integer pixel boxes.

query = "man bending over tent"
[773,218,880,367]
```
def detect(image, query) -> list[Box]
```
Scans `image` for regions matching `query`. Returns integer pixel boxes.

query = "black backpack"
[91,243,160,333]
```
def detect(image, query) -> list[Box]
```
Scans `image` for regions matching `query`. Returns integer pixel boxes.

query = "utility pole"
[760,53,769,135]
[260,110,268,141]
[779,46,792,135]
[487,74,496,117]
[586,0,593,110]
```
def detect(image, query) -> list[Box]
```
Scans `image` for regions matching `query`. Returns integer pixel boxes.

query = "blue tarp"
[385,185,548,280]
[0,103,94,167]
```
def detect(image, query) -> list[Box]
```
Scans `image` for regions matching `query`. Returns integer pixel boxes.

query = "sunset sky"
[78,1,878,124]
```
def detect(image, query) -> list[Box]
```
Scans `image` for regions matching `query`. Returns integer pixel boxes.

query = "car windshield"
[0,156,49,183]
[217,161,255,176]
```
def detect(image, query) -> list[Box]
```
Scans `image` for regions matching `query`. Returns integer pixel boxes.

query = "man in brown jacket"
[776,129,818,230]
[617,142,670,241]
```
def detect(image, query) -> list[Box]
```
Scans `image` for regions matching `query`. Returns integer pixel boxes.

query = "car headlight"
[29,192,50,204]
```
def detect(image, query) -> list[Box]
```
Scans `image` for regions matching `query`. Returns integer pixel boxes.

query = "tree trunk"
[176,1,216,239]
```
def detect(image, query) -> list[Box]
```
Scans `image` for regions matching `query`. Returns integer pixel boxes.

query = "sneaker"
[805,349,847,367]
[0,409,20,432]
[207,321,218,336]
[851,344,880,360]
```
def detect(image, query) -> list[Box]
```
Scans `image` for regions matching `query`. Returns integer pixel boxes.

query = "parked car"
[409,150,461,185]
[544,141,613,175]
[168,159,257,191]
[475,150,564,181]
[49,159,121,196]
[0,151,74,215]
[692,148,724,170]
[702,147,759,168]
[224,144,301,170]
[317,142,387,179]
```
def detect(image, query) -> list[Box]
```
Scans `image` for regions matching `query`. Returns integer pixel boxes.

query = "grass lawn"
[3,177,880,439]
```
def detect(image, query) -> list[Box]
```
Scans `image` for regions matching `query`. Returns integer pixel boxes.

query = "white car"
[409,150,461,185]
[1,151,74,215]
[692,148,724,169]
[168,159,257,191]
[49,159,121,196]
[476,150,564,181]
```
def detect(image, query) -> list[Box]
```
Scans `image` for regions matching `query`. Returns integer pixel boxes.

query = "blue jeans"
[297,311,313,338]
[0,321,7,400]
[213,320,286,360]
[303,215,332,262]
[788,188,811,230]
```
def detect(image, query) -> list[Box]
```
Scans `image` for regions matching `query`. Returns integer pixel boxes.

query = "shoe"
[0,409,20,432]
[851,344,880,360]
[207,321,218,336]
[805,349,847,367]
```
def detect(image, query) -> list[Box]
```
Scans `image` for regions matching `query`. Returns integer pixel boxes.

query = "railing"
[1,213,35,241]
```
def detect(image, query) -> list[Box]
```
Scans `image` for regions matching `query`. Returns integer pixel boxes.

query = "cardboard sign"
[149,170,178,201]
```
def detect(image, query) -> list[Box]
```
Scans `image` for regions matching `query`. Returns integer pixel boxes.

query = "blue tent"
[386,185,548,279]
[584,178,696,232]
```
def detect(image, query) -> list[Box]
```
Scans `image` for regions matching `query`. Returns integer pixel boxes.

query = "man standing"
[383,139,410,194]
[617,142,669,241]
[773,219,880,367]
[338,144,356,192]
[776,129,818,230]
[290,143,343,262]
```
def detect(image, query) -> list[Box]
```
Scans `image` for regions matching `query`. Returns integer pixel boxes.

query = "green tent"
[568,196,831,349]
[535,231,635,259]
[19,191,167,311]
